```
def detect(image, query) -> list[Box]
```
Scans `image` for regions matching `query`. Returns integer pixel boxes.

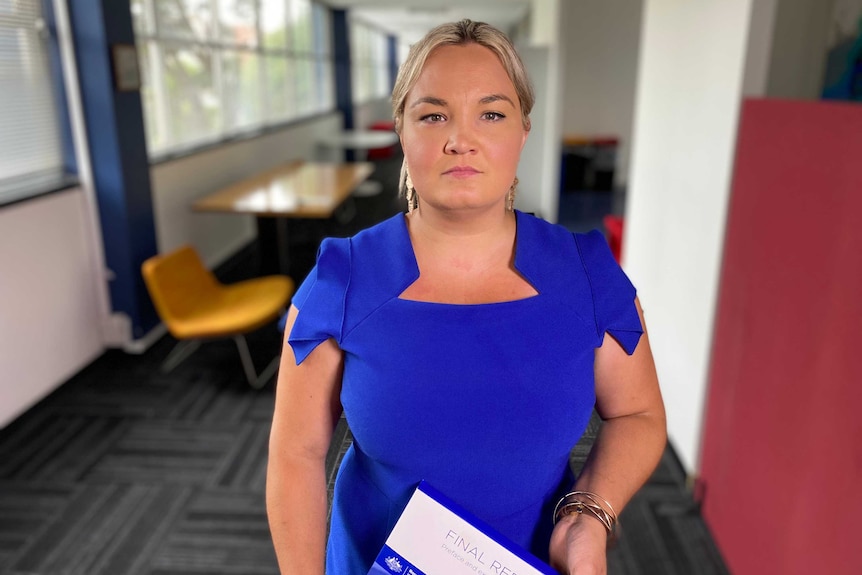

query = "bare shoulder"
[270,305,344,461]
[594,297,664,420]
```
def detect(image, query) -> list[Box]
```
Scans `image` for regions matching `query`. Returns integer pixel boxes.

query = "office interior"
[1,1,860,574]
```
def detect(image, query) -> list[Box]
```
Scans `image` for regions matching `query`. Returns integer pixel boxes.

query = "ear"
[519,124,530,151]
[395,118,405,149]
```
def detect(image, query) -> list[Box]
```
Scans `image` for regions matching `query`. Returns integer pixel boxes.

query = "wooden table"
[193,161,374,274]
[193,160,373,218]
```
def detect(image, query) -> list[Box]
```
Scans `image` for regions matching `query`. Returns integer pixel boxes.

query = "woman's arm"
[266,305,344,575]
[549,297,667,575]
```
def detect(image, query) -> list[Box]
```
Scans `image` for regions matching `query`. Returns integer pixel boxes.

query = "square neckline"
[394,210,542,307]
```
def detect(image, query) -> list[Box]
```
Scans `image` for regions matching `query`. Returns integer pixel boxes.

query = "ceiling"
[318,0,532,45]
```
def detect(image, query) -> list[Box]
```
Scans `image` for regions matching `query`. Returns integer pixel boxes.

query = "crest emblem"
[384,556,403,573]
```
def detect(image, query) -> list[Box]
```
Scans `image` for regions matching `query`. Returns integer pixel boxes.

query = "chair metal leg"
[164,335,278,389]
[251,356,281,390]
[161,339,201,373]
[233,335,258,385]
[275,218,292,276]
[233,335,279,389]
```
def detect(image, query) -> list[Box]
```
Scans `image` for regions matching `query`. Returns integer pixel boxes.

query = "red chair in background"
[366,120,397,160]
[603,214,624,264]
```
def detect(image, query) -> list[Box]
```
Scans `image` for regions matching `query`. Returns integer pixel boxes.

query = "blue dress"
[288,210,642,574]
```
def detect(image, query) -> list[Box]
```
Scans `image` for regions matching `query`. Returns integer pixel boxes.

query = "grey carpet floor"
[0,334,728,575]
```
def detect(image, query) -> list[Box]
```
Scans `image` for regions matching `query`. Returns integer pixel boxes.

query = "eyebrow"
[479,94,516,107]
[410,96,448,109]
[409,94,516,109]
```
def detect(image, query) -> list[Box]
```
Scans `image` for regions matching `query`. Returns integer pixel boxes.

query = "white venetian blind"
[0,0,67,205]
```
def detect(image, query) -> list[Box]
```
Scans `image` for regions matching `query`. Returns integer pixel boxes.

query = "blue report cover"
[368,481,556,575]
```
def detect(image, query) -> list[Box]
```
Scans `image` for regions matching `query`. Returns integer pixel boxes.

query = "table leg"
[256,217,290,276]
[276,218,291,276]
[352,148,382,197]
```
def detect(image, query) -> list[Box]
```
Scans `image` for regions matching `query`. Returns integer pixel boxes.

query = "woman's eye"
[421,113,445,123]
[482,112,505,121]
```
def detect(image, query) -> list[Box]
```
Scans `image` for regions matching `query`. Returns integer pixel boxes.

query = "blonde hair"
[392,20,534,131]
[392,20,534,201]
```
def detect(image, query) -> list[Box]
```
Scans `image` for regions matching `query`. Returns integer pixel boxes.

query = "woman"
[267,20,666,575]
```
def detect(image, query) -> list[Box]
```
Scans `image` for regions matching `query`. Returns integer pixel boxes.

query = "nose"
[443,119,477,155]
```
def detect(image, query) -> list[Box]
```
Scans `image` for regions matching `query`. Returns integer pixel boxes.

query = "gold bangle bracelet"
[552,491,618,536]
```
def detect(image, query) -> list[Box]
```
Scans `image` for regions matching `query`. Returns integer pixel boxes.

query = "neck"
[406,206,517,265]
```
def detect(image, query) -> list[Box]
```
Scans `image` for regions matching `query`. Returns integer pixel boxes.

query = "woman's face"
[400,43,529,213]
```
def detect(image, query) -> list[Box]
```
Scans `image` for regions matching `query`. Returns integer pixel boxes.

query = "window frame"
[131,0,335,162]
[349,17,391,105]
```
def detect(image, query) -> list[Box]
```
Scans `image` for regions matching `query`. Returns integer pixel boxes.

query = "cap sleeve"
[287,237,350,364]
[575,230,643,355]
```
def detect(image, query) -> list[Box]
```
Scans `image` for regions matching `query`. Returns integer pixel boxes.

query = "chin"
[429,198,506,213]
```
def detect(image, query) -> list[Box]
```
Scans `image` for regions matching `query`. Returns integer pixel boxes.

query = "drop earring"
[405,169,417,213]
[506,177,519,211]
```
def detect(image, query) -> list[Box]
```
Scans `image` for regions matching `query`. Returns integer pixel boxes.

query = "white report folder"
[368,481,556,575]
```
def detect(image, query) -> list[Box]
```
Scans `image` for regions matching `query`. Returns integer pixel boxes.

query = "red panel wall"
[702,99,862,575]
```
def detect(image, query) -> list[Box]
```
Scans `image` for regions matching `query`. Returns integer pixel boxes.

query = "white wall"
[518,45,556,220]
[560,0,644,186]
[0,189,104,427]
[151,114,342,268]
[624,1,759,472]
[515,0,562,222]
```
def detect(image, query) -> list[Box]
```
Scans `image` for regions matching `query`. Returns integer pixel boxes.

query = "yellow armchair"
[142,245,294,388]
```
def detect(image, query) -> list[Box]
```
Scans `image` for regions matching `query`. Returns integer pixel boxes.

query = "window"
[130,0,333,158]
[0,0,70,205]
[350,18,390,104]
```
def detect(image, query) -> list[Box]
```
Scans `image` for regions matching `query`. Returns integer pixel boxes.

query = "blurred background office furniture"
[192,161,374,275]
[141,245,294,389]
[561,135,620,193]
[558,135,623,236]
[366,120,399,161]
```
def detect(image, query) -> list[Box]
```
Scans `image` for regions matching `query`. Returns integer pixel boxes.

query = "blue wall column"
[332,9,354,135]
[387,35,398,92]
[69,0,159,339]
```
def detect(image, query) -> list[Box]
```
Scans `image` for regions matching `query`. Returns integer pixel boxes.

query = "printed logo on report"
[384,556,403,573]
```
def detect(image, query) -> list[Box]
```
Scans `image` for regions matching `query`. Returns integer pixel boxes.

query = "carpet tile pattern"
[0,325,728,574]
[0,335,283,575]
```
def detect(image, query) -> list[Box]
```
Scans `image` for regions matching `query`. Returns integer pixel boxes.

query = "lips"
[442,166,481,176]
